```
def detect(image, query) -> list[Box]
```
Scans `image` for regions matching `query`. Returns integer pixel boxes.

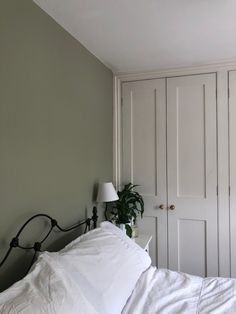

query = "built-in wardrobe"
[114,67,236,278]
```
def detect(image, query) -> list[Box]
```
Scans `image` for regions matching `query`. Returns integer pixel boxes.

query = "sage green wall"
[0,0,113,291]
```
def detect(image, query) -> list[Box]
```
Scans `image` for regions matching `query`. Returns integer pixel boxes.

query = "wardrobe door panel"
[167,74,218,277]
[122,79,167,267]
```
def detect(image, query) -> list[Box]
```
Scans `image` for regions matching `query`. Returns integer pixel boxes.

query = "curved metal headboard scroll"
[0,207,98,275]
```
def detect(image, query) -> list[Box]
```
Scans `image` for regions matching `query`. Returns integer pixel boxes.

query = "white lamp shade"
[96,182,119,202]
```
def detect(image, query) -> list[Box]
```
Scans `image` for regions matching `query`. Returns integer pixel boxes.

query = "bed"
[0,211,236,314]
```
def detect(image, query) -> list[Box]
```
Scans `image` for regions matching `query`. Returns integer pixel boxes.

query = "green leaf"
[115,182,144,224]
[125,224,132,238]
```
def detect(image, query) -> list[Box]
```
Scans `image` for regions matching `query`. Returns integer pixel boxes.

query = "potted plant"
[115,183,144,237]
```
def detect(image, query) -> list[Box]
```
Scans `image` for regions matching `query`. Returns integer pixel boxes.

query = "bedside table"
[134,234,152,254]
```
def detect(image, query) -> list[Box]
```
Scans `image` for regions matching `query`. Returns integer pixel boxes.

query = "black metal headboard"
[0,207,98,275]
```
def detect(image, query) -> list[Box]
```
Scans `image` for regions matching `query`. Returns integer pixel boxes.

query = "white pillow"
[54,221,151,314]
[0,252,99,314]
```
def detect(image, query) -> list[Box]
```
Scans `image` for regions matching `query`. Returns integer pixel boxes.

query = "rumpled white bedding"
[122,266,236,314]
[0,253,98,314]
[2,254,236,313]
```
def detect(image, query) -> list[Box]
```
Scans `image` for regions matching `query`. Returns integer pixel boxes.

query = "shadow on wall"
[0,216,86,292]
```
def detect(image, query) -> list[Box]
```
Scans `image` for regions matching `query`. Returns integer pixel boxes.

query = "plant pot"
[118,222,130,232]
[118,223,125,232]
[131,224,139,238]
[118,222,132,237]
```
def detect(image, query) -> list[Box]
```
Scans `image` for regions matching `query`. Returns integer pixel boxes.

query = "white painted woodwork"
[114,64,233,277]
[137,216,157,265]
[217,71,230,278]
[167,74,218,276]
[229,71,236,277]
[177,219,206,276]
[133,234,152,253]
[121,74,218,276]
[122,79,167,268]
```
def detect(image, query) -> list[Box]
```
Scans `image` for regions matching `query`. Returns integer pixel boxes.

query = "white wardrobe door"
[122,79,167,267]
[229,71,236,278]
[167,74,218,277]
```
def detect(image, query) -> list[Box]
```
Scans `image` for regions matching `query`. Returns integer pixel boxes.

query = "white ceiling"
[34,0,236,73]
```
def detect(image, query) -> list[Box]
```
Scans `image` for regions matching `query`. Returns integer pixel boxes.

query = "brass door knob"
[159,204,165,210]
[169,204,175,210]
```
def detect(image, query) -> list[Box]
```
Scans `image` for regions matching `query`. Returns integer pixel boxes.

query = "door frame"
[113,61,236,277]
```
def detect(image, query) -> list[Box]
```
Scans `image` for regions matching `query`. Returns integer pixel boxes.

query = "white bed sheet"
[122,266,236,314]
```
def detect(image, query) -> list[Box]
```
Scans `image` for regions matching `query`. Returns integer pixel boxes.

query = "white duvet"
[1,254,236,313]
[123,266,236,314]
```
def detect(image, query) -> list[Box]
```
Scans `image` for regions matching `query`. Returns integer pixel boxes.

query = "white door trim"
[228,71,236,277]
[114,61,236,81]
